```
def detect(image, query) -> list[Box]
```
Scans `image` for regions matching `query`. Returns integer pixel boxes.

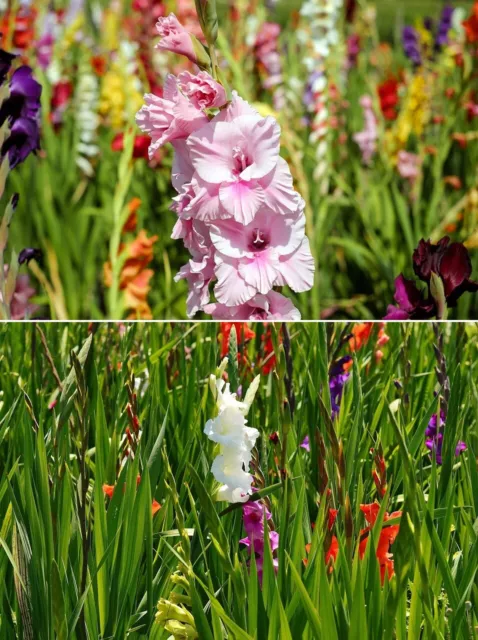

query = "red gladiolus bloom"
[359,503,401,584]
[463,2,478,43]
[377,77,400,121]
[220,322,256,358]
[111,133,152,160]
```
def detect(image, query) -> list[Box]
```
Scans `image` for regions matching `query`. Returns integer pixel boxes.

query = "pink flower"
[174,251,215,316]
[211,205,314,304]
[155,13,198,64]
[353,95,377,165]
[397,151,421,185]
[204,290,301,320]
[136,75,208,159]
[178,71,227,110]
[1,268,38,319]
[186,97,300,224]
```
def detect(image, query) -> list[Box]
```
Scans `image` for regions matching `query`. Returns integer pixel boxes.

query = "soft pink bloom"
[353,95,377,165]
[397,150,421,185]
[136,75,208,158]
[204,290,301,320]
[171,213,210,257]
[1,268,38,320]
[155,13,198,64]
[210,205,314,304]
[187,98,299,225]
[178,71,227,110]
[174,251,215,317]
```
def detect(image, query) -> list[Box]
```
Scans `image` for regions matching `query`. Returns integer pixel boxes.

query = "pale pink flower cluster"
[136,14,314,319]
[353,96,377,165]
[397,150,421,186]
[255,23,286,111]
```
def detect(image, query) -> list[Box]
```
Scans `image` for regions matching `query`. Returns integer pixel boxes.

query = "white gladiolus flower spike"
[204,373,261,503]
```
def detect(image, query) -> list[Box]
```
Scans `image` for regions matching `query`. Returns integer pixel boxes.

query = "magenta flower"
[240,500,279,583]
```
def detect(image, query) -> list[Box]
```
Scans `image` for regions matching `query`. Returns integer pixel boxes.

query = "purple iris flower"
[425,409,466,465]
[402,26,422,66]
[0,60,42,170]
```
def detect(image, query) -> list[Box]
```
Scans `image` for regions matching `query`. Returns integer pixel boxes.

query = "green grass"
[0,321,477,638]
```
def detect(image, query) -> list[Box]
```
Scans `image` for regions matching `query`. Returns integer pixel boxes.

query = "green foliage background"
[0,321,477,638]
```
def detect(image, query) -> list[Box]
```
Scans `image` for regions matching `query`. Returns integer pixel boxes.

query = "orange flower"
[104,230,158,319]
[123,198,142,233]
[91,55,107,76]
[219,323,256,358]
[103,474,161,516]
[345,323,389,369]
[325,536,339,566]
[349,323,373,351]
[444,176,462,190]
[463,2,478,43]
[358,503,401,584]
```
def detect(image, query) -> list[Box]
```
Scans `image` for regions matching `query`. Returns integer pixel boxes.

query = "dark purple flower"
[0,49,16,84]
[402,26,422,65]
[0,62,42,170]
[1,116,40,169]
[413,237,478,305]
[18,247,42,265]
[385,238,478,320]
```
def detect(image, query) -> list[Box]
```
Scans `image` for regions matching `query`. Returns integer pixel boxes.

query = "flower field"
[0,0,477,320]
[0,321,477,638]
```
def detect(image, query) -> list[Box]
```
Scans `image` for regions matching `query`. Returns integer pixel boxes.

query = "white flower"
[204,373,260,503]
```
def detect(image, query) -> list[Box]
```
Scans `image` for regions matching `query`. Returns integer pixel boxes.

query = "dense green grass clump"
[0,322,477,638]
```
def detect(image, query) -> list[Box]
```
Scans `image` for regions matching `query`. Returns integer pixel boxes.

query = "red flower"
[378,77,400,121]
[463,2,478,43]
[219,322,256,359]
[358,503,401,584]
[111,133,152,160]
[51,81,73,109]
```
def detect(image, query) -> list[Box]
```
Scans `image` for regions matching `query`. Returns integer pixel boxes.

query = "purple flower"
[300,435,310,451]
[0,63,42,170]
[436,6,454,48]
[425,409,466,465]
[402,26,422,66]
[0,49,16,83]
